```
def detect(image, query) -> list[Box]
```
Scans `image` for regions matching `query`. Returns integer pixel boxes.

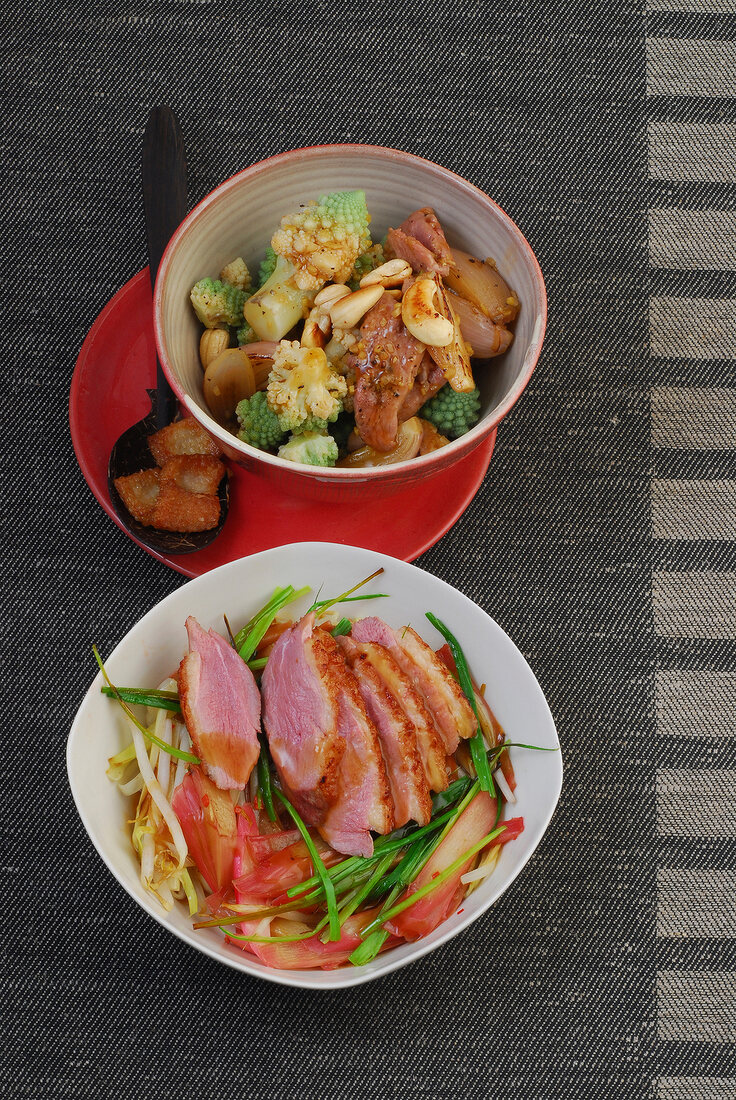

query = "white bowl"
[67,543,562,989]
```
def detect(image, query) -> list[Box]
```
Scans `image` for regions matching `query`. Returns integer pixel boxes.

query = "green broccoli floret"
[190,278,247,329]
[278,431,339,467]
[420,385,482,439]
[235,321,256,345]
[258,246,278,288]
[271,190,372,290]
[236,391,287,451]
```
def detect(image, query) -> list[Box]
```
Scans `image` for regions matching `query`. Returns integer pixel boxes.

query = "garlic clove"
[202,347,256,425]
[444,250,520,325]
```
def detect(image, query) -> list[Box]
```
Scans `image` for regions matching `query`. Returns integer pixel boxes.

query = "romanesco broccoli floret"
[349,242,385,289]
[235,321,256,345]
[420,385,482,439]
[190,278,247,329]
[278,431,338,467]
[266,341,347,434]
[259,246,278,288]
[271,190,372,291]
[236,391,287,451]
[220,257,251,291]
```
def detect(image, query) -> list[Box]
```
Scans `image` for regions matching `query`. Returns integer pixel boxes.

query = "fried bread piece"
[113,468,161,525]
[159,453,225,495]
[151,482,221,532]
[148,418,221,466]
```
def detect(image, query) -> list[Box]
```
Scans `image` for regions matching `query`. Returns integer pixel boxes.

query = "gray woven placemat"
[3,2,734,1097]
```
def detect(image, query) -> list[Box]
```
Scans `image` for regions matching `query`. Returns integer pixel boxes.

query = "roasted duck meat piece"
[339,636,433,827]
[352,292,427,452]
[385,206,456,277]
[261,614,393,857]
[351,617,476,754]
[178,617,261,790]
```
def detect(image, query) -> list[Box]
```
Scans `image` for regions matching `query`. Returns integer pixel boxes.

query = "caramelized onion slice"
[203,348,255,425]
[429,277,475,393]
[337,417,423,468]
[444,250,520,325]
[418,419,450,454]
[239,341,278,391]
[446,290,513,359]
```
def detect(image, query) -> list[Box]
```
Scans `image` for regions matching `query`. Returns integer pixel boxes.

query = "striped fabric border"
[657,869,736,936]
[655,669,736,738]
[649,298,736,359]
[652,572,736,637]
[647,0,736,10]
[658,970,736,1042]
[656,1083,736,1100]
[647,12,736,1087]
[649,123,736,183]
[651,387,736,450]
[648,210,736,271]
[647,38,736,98]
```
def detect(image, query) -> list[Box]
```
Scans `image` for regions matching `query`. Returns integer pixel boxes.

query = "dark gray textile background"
[4,2,734,1097]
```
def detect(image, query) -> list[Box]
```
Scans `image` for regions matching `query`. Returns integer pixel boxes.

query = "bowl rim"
[66,540,563,990]
[153,143,547,480]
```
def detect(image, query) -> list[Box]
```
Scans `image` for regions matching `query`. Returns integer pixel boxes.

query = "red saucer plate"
[69,270,496,579]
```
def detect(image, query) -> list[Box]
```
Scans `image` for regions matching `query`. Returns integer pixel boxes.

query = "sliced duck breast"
[261,614,393,857]
[351,618,476,754]
[345,626,449,792]
[339,636,432,827]
[178,617,261,790]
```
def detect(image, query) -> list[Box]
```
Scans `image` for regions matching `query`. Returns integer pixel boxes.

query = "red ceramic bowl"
[154,145,546,501]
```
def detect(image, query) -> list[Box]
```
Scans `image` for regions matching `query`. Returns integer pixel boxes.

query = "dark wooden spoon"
[107,106,229,555]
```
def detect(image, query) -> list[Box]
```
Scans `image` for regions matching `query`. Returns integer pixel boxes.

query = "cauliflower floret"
[219,257,252,291]
[267,341,347,434]
[278,431,338,467]
[271,190,372,291]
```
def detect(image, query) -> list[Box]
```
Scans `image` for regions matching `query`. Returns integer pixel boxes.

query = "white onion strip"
[461,844,501,888]
[130,721,188,868]
[493,768,516,805]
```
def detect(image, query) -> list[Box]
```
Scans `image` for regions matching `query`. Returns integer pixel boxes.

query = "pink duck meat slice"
[351,618,476,754]
[261,614,394,857]
[346,623,449,792]
[177,617,261,790]
[339,636,433,828]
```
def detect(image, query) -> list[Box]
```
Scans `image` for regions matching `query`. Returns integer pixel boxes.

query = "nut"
[199,327,230,369]
[328,283,384,329]
[301,307,328,349]
[401,279,454,346]
[313,283,351,308]
[359,258,412,288]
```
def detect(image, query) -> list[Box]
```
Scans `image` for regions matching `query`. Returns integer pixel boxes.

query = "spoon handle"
[142,105,188,430]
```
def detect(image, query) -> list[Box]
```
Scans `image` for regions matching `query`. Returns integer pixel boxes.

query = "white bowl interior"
[67,543,562,989]
[159,147,545,466]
